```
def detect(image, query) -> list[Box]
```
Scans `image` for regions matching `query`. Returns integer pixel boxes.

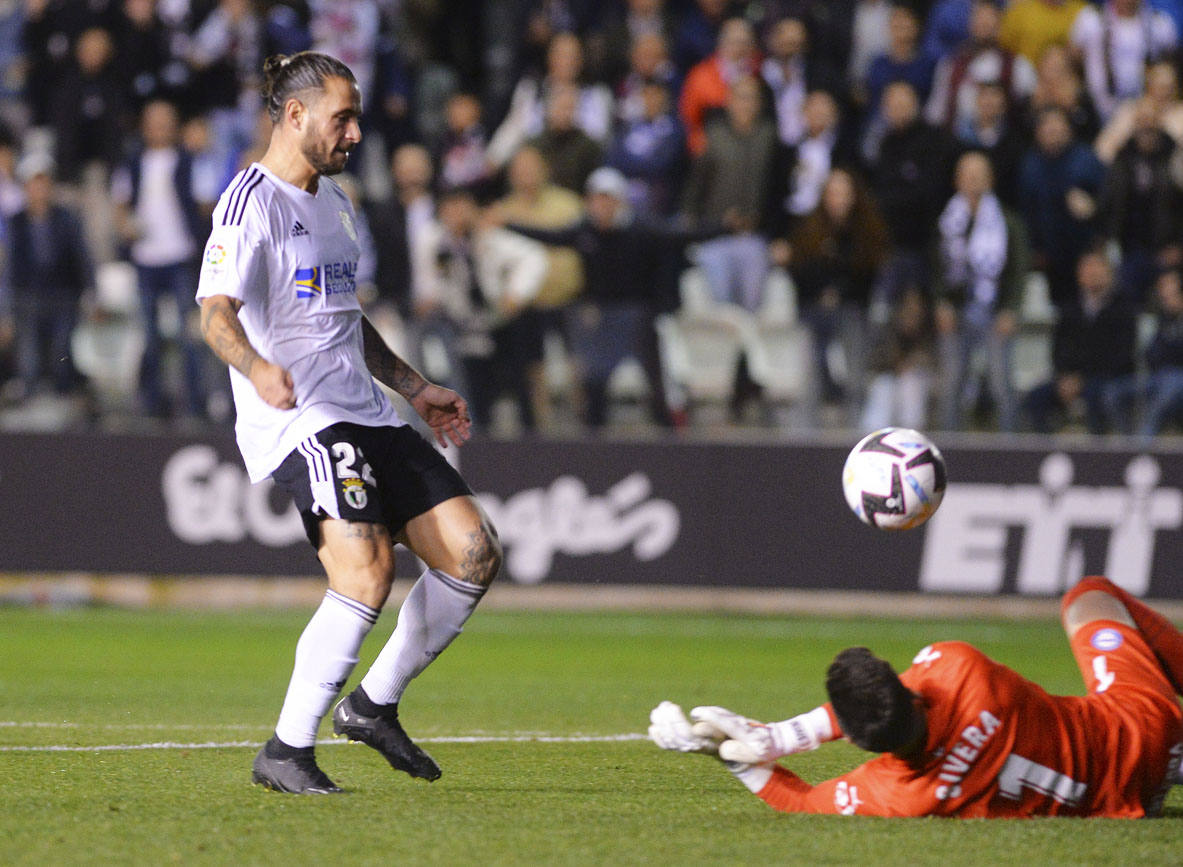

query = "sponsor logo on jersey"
[204,243,226,266]
[290,220,309,237]
[295,266,322,298]
[1090,627,1124,652]
[294,261,357,300]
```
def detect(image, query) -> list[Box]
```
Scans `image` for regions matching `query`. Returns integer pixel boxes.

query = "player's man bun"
[825,647,922,754]
[262,51,356,122]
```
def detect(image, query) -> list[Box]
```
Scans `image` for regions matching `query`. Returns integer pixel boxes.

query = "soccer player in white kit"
[196,52,502,794]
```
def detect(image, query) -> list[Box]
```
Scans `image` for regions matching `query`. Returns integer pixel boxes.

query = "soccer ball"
[842,427,947,530]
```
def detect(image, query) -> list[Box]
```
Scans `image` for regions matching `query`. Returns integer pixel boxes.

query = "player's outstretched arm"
[360,316,471,448]
[690,705,837,764]
[199,294,295,409]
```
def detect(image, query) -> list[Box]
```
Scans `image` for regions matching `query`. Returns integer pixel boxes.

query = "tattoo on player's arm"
[200,296,259,378]
[361,316,428,400]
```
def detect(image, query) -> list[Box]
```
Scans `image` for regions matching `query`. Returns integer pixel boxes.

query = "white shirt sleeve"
[195,196,268,307]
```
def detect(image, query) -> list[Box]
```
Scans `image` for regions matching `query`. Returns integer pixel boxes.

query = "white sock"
[359,568,485,706]
[274,589,378,748]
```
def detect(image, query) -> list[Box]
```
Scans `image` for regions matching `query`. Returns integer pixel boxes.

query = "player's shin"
[274,589,378,748]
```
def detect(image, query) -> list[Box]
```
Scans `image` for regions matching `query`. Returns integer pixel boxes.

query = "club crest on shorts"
[1090,628,1124,652]
[341,477,368,510]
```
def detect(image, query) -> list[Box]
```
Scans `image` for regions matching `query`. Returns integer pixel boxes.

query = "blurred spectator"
[592,0,676,86]
[934,151,1027,432]
[411,187,547,431]
[860,285,937,431]
[0,123,23,218]
[181,113,229,219]
[497,144,586,430]
[1095,59,1183,163]
[0,0,25,133]
[778,91,856,228]
[863,4,936,116]
[488,31,614,169]
[679,17,760,156]
[868,81,959,300]
[529,83,604,195]
[922,0,974,62]
[1,154,93,399]
[368,143,435,318]
[672,0,732,74]
[615,31,680,125]
[1070,0,1177,121]
[505,166,718,429]
[682,76,785,311]
[309,0,380,109]
[605,79,685,217]
[1140,268,1183,436]
[1024,41,1102,143]
[761,16,842,148]
[435,92,495,198]
[999,0,1088,66]
[112,0,176,111]
[49,26,126,184]
[953,80,1028,206]
[186,0,263,167]
[925,0,1038,131]
[1096,98,1183,303]
[1019,105,1106,306]
[786,167,890,420]
[111,99,206,420]
[849,0,893,89]
[1022,248,1138,433]
[261,1,313,57]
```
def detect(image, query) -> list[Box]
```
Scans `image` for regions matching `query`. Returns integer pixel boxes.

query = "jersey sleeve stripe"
[221,168,256,226]
[227,170,265,227]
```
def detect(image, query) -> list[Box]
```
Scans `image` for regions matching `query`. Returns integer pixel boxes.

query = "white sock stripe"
[428,568,486,598]
[324,589,379,625]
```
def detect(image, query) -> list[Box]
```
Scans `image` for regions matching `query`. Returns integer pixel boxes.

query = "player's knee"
[1061,576,1118,619]
[461,522,502,589]
[1062,585,1135,637]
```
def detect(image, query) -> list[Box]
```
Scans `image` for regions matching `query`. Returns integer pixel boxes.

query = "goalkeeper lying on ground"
[650,577,1183,817]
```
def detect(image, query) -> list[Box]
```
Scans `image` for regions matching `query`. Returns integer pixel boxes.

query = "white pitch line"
[0,734,649,753]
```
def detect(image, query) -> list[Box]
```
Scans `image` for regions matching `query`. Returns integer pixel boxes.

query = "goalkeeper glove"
[648,701,721,755]
[689,705,827,764]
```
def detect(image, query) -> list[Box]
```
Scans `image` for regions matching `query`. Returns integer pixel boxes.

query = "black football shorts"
[271,422,473,547]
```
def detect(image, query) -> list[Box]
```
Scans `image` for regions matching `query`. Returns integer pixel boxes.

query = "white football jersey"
[196,162,403,482]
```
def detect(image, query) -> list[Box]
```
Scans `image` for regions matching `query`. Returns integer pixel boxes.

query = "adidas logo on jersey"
[291,221,309,238]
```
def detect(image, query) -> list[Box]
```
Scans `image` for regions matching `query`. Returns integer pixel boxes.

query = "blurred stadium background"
[5,2,1183,860]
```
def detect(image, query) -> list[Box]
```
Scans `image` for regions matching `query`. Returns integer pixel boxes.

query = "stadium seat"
[744,318,811,408]
[70,317,146,410]
[655,304,751,419]
[759,267,799,326]
[94,261,140,316]
[1010,324,1053,393]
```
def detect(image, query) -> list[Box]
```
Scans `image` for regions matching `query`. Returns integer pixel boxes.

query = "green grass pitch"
[2,604,1181,865]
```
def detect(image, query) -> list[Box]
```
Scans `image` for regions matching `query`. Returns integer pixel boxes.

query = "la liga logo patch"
[1090,628,1124,652]
[204,244,226,266]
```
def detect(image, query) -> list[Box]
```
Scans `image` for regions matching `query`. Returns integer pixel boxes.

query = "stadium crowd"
[3,0,1183,437]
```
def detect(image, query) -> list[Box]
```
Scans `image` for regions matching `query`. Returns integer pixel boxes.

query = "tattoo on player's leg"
[459,527,501,587]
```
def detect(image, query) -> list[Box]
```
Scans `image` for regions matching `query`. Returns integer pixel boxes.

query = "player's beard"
[302,136,352,177]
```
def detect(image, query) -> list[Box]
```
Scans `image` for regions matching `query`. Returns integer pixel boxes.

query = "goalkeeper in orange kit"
[650,577,1183,817]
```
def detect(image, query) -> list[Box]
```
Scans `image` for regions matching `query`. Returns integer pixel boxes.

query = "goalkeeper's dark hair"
[825,647,920,753]
[262,52,356,123]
